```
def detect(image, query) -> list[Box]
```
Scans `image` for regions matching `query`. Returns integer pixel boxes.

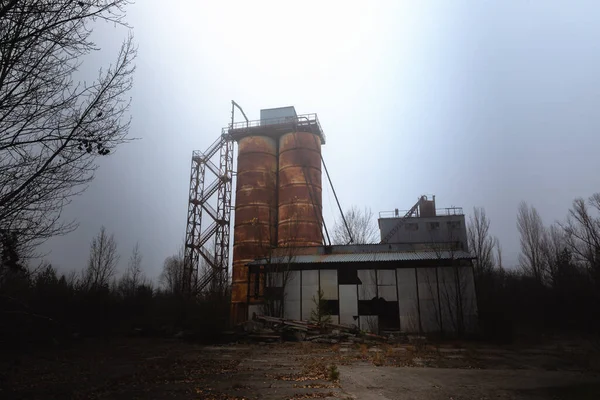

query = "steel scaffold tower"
[183,131,233,295]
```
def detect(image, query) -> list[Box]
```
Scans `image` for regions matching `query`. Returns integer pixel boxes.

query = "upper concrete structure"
[378,196,468,251]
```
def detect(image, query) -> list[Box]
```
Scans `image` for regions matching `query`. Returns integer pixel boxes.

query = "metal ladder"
[379,196,425,244]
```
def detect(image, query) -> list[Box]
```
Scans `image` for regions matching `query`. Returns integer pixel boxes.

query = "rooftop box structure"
[260,106,297,125]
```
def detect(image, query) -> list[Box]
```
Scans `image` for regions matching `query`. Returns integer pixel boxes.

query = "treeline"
[0,227,230,359]
[469,193,600,342]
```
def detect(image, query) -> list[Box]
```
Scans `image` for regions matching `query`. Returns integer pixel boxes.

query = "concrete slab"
[339,365,600,400]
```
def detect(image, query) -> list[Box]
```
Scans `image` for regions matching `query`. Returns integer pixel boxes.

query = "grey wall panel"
[284,300,301,320]
[284,271,301,321]
[319,270,338,300]
[266,272,284,287]
[433,266,479,334]
[302,269,319,286]
[438,267,459,332]
[358,270,377,300]
[459,266,478,333]
[248,304,262,319]
[378,285,398,301]
[359,316,378,333]
[274,272,284,287]
[285,271,301,301]
[302,270,319,320]
[339,285,358,326]
[397,268,419,333]
[379,215,468,250]
[418,268,441,333]
[359,284,377,300]
[358,270,375,285]
[378,269,397,301]
[377,270,396,286]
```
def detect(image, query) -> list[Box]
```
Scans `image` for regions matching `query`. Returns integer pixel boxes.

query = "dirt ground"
[1,337,599,399]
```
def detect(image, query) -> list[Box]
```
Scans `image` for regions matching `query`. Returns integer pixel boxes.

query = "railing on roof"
[227,113,325,143]
[379,207,464,219]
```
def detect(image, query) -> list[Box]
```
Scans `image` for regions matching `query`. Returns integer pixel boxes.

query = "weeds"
[359,343,368,358]
[373,350,385,366]
[328,364,339,381]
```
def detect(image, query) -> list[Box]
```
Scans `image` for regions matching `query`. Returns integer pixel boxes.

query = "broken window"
[338,268,362,285]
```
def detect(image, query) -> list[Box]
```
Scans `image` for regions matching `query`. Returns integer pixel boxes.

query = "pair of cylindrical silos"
[231,130,323,324]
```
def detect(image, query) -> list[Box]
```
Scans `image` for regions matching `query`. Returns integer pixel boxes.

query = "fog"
[40,0,600,280]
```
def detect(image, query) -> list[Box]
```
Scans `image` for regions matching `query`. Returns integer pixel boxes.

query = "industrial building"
[183,105,478,335]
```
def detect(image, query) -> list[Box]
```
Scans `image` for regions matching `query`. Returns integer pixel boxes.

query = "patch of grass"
[405,347,416,365]
[359,343,368,358]
[373,350,385,366]
[384,344,394,357]
[293,383,336,389]
[328,364,339,381]
[289,392,335,399]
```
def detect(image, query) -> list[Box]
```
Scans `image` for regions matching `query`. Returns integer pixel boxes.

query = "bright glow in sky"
[42,1,600,280]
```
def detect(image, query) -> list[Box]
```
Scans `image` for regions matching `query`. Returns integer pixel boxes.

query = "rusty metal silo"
[277,131,323,247]
[231,136,277,324]
[228,108,325,324]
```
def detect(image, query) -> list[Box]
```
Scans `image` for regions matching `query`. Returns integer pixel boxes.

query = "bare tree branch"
[119,241,145,296]
[467,207,495,277]
[0,1,136,250]
[517,201,546,283]
[493,236,502,269]
[561,193,600,284]
[160,247,185,295]
[82,226,119,290]
[332,206,378,245]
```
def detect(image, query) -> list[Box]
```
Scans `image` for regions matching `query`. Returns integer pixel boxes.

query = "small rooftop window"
[427,222,440,230]
[405,223,419,231]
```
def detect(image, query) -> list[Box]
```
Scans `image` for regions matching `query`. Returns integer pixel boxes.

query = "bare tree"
[0,1,136,250]
[467,207,495,277]
[332,205,378,245]
[119,242,145,296]
[82,226,119,290]
[160,251,185,295]
[540,223,567,288]
[517,202,546,283]
[494,236,503,269]
[561,193,600,284]
[0,230,26,280]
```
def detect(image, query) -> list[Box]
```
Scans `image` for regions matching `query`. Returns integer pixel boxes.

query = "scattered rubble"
[239,315,392,344]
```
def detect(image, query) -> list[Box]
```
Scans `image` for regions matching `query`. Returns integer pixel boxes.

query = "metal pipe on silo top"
[277,131,323,247]
[231,136,278,324]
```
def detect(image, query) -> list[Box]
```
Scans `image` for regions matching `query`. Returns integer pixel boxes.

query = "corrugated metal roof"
[248,250,474,266]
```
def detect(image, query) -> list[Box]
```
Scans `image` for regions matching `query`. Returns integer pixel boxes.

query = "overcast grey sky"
[41,1,600,280]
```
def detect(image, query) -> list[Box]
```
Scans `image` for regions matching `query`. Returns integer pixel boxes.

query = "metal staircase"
[379,196,425,244]
[183,132,233,295]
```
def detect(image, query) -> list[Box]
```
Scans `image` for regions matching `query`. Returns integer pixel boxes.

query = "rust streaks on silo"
[231,135,277,323]
[277,131,323,247]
